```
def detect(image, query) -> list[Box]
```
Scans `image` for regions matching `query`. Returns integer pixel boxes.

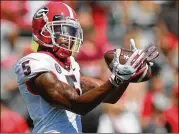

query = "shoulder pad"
[15,53,52,84]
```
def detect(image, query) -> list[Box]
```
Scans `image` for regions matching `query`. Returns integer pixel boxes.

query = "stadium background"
[1,1,178,133]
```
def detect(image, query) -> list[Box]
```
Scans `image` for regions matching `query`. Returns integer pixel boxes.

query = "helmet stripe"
[62,3,74,18]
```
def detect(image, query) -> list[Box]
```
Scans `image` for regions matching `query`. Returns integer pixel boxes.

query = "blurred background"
[1,0,178,133]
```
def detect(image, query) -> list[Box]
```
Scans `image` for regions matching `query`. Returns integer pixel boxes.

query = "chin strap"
[53,45,72,59]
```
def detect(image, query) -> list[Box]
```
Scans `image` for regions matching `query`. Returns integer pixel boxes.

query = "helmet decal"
[34,7,49,19]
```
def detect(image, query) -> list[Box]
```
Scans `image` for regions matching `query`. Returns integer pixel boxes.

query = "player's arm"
[80,75,129,104]
[80,38,158,104]
[30,72,117,116]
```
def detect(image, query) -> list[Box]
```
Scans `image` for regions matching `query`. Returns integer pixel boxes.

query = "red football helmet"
[32,2,83,58]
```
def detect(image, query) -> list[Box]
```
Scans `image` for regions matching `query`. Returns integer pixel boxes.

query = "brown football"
[104,49,152,83]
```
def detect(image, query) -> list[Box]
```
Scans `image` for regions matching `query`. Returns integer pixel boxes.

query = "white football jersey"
[15,52,82,133]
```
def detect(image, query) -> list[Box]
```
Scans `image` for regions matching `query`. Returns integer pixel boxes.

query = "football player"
[15,2,154,133]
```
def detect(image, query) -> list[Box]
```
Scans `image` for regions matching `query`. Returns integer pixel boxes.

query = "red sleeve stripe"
[25,82,39,96]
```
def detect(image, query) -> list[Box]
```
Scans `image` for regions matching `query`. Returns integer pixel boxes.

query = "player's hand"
[109,39,159,87]
[130,39,155,67]
[109,48,145,87]
[129,38,159,69]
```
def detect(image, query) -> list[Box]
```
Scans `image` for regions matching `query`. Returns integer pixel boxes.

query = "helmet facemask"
[41,17,83,53]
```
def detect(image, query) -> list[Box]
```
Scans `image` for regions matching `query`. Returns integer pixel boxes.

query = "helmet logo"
[34,7,49,19]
